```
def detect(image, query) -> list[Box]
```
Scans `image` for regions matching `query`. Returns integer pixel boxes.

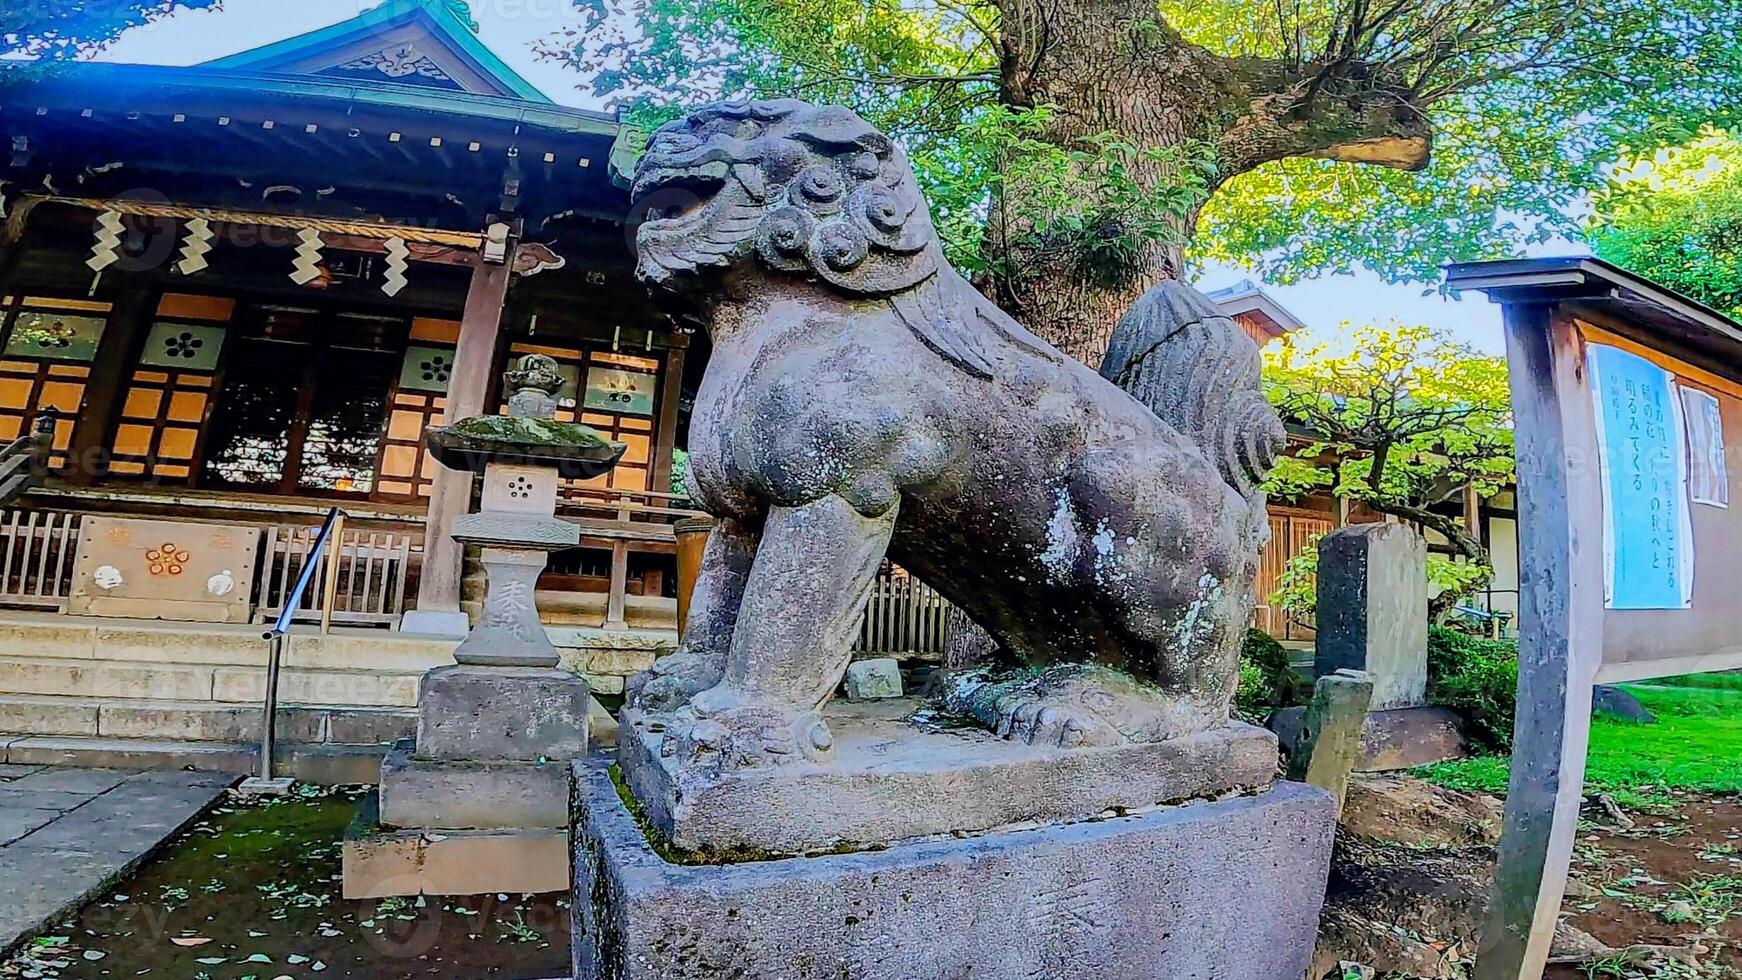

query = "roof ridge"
[198,0,550,103]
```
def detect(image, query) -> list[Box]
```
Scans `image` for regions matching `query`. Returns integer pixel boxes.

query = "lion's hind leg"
[942,663,1205,747]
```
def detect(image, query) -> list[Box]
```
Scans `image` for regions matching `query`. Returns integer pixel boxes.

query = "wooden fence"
[257,525,416,628]
[0,509,81,609]
[855,568,954,658]
[1253,509,1337,641]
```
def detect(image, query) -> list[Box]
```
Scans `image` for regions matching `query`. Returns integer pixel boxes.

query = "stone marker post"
[1315,523,1427,709]
[1274,523,1467,771]
[1287,668,1375,816]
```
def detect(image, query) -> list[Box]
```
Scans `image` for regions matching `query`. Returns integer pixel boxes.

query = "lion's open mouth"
[630,161,731,232]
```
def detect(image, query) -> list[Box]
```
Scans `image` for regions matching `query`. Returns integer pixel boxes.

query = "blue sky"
[97,0,1589,353]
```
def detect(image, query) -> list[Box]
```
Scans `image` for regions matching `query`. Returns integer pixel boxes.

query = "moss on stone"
[447,414,612,449]
[608,764,886,866]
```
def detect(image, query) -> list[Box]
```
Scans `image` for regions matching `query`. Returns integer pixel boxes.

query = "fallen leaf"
[170,938,212,948]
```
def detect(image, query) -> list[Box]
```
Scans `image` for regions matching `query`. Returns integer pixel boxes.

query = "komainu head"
[630,99,939,296]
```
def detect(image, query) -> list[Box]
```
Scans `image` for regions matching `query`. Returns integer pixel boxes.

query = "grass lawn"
[1419,680,1742,808]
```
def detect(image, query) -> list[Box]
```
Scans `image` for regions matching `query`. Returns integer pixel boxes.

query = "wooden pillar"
[67,286,150,485]
[1474,304,1606,980]
[604,494,633,630]
[404,255,511,635]
[650,336,687,497]
[606,540,631,630]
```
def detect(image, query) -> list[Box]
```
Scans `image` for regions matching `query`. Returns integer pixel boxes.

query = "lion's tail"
[1099,281,1286,499]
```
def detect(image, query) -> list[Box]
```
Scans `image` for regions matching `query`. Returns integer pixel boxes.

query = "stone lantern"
[348,354,627,898]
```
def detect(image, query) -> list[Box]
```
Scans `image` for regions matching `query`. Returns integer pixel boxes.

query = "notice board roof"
[1446,256,1742,383]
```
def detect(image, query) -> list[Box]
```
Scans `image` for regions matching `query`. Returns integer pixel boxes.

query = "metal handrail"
[253,506,344,784]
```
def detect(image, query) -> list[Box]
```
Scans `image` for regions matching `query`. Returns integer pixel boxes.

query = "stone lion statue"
[626,99,1285,770]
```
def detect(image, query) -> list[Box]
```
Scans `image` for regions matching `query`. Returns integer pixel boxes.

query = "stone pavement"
[0,765,234,956]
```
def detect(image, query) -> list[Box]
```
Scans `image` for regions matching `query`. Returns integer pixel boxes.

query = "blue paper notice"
[1587,344,1693,610]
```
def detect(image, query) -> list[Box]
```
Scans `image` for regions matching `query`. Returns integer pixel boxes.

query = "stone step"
[210,665,424,708]
[0,693,415,744]
[0,613,459,671]
[279,631,457,673]
[0,656,426,708]
[0,735,392,785]
[462,591,678,630]
[0,656,219,701]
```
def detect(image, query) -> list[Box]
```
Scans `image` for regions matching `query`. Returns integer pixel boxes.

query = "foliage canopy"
[1262,324,1513,614]
[0,1,220,60]
[1591,132,1742,320]
[544,0,1742,285]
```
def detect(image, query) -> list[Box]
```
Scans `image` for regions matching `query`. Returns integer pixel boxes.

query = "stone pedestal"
[375,664,591,832]
[415,664,591,762]
[349,664,591,897]
[619,698,1279,856]
[573,760,1336,980]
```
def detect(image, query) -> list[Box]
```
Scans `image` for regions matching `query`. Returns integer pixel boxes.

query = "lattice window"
[0,296,112,471]
[109,369,215,481]
[373,318,459,501]
[377,389,447,499]
[108,297,234,482]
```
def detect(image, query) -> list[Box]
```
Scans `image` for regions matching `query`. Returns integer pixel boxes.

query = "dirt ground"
[0,786,569,980]
[1544,793,1742,979]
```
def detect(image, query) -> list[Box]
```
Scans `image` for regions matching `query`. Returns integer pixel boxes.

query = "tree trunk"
[988,0,1434,366]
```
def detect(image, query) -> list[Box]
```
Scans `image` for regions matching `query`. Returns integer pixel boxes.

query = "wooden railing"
[855,567,955,659]
[257,524,416,628]
[0,507,81,609]
[556,487,705,630]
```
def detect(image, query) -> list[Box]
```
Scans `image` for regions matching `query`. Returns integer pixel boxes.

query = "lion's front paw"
[675,696,836,770]
[627,652,724,713]
[994,696,1125,749]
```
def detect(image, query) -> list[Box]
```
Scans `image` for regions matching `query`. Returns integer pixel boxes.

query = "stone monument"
[1275,523,1467,771]
[573,99,1336,978]
[344,355,625,899]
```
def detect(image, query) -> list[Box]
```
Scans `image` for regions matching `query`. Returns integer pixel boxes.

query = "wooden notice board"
[69,516,259,624]
[1445,257,1742,980]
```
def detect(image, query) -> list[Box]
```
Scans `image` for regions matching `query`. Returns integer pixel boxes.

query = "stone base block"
[398,609,472,639]
[574,761,1336,980]
[415,665,589,762]
[619,698,1278,855]
[1271,704,1467,772]
[378,740,568,830]
[342,793,569,899]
